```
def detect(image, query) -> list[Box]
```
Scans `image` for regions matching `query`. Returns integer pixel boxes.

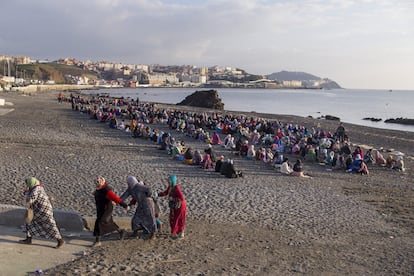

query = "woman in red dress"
[158,175,187,239]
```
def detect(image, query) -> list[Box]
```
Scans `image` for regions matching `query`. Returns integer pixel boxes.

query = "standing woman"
[158,175,187,239]
[19,177,65,248]
[93,176,128,247]
[120,176,156,239]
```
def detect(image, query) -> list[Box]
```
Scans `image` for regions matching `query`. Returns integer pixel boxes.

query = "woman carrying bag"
[19,177,65,249]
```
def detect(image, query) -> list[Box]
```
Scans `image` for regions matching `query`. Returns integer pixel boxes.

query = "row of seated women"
[69,95,405,177]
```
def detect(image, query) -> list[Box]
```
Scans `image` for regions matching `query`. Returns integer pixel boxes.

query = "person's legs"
[19,235,32,244]
[56,238,65,248]
[92,236,101,247]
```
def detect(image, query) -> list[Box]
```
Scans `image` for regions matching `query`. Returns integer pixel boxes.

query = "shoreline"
[0,90,413,275]
[78,87,414,133]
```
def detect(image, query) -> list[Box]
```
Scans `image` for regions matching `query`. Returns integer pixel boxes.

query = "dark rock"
[323,115,340,121]
[384,118,414,125]
[177,90,224,110]
[363,117,382,122]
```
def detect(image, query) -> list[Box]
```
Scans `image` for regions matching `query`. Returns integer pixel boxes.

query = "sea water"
[81,88,414,133]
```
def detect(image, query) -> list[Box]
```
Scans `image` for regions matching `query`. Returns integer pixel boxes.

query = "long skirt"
[27,209,62,240]
[169,202,186,235]
[131,198,156,234]
[93,203,119,237]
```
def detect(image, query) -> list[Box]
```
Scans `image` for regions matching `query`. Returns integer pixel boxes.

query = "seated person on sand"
[211,131,222,145]
[239,140,249,157]
[220,159,243,178]
[317,147,328,163]
[159,132,170,151]
[280,157,293,175]
[251,130,261,145]
[215,155,225,172]
[393,156,406,172]
[133,124,144,138]
[117,119,126,130]
[272,152,284,167]
[373,149,386,166]
[246,145,256,160]
[263,148,274,164]
[183,147,194,165]
[192,150,203,166]
[130,118,137,133]
[386,155,396,169]
[306,146,317,162]
[324,151,335,166]
[344,154,353,169]
[156,131,165,145]
[225,136,236,151]
[291,143,301,155]
[363,149,374,165]
[359,160,369,175]
[347,154,369,174]
[291,159,311,178]
[255,147,265,161]
[352,146,364,160]
[332,153,346,170]
[223,134,232,148]
[201,153,214,170]
[109,116,118,129]
[171,142,183,159]
[204,144,217,162]
[340,142,352,156]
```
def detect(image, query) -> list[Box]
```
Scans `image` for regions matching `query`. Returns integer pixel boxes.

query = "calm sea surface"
[81,88,414,133]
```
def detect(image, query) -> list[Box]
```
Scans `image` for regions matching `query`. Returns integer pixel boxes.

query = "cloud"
[1,0,414,89]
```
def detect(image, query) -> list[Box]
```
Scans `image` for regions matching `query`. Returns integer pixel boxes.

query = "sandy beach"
[0,90,413,275]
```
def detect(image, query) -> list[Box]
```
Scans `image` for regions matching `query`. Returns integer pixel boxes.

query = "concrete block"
[0,204,86,232]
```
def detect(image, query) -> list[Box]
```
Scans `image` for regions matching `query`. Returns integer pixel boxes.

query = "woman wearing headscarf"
[93,176,128,247]
[19,177,65,248]
[120,176,156,239]
[158,175,187,239]
[280,157,293,175]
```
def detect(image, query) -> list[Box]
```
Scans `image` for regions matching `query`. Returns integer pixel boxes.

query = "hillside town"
[0,55,340,91]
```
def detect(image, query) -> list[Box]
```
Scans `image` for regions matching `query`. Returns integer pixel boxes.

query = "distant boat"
[388,89,393,92]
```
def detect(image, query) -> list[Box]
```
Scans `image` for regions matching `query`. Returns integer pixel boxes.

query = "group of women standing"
[94,174,187,245]
[19,174,187,248]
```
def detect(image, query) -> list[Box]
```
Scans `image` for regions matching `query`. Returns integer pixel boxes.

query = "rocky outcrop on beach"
[176,89,224,110]
[363,117,382,122]
[384,117,414,125]
[323,114,340,121]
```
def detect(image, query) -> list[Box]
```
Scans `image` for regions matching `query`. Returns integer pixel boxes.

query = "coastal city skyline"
[1,1,413,90]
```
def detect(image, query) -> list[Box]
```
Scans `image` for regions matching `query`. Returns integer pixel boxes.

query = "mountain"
[266,70,342,89]
[267,71,320,81]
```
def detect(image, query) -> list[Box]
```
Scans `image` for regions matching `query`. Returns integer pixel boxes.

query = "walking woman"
[120,176,157,239]
[93,176,128,247]
[19,177,65,248]
[158,175,187,239]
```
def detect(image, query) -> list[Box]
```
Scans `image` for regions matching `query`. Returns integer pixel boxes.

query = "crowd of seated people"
[67,93,406,179]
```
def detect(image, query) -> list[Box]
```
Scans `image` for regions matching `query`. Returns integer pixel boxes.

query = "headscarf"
[127,175,139,188]
[168,175,177,188]
[25,177,40,189]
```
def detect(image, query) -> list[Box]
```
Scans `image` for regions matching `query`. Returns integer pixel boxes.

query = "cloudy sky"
[1,0,413,90]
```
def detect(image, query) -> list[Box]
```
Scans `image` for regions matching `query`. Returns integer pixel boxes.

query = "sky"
[1,0,413,90]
